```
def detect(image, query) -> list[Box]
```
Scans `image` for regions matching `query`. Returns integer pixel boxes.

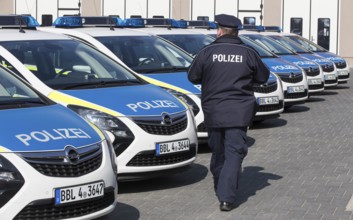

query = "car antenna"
[108,16,115,31]
[18,16,26,33]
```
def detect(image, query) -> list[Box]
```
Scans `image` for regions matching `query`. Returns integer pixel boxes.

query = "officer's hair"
[219,26,238,36]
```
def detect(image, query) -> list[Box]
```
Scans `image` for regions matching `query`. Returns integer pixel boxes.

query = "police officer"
[188,14,270,211]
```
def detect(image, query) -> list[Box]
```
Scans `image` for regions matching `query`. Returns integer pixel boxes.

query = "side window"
[290,18,303,36]
[317,18,330,50]
[244,17,256,25]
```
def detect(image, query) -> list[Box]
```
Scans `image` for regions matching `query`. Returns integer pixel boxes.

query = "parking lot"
[99,69,353,220]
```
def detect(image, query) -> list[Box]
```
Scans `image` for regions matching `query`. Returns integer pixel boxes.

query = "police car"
[0,15,198,180]
[189,27,307,107]
[0,64,117,219]
[282,33,349,83]
[239,31,325,94]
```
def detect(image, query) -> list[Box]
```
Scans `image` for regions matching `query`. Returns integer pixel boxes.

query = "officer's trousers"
[208,127,248,204]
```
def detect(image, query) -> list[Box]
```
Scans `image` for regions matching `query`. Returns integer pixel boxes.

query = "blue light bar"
[242,25,265,32]
[264,26,282,32]
[0,15,39,27]
[53,16,82,27]
[123,18,145,27]
[53,16,125,27]
[186,20,218,29]
[144,18,187,28]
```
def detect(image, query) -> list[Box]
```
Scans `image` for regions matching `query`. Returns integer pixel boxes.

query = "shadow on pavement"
[118,163,208,194]
[235,166,282,207]
[326,85,350,90]
[250,118,287,129]
[306,97,325,103]
[283,105,310,113]
[95,202,140,220]
[319,90,339,95]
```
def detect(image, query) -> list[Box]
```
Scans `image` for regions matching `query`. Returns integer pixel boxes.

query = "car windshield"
[238,36,277,58]
[0,40,141,90]
[267,35,311,54]
[0,65,47,109]
[285,35,327,52]
[158,34,215,56]
[243,34,295,55]
[95,35,193,74]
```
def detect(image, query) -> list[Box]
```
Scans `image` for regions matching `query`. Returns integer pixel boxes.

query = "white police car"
[239,31,325,94]
[0,64,117,219]
[0,15,198,180]
[282,33,349,83]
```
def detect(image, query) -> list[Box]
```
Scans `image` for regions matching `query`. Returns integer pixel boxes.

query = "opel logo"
[308,67,312,73]
[64,146,80,164]
[161,113,173,125]
[289,72,295,78]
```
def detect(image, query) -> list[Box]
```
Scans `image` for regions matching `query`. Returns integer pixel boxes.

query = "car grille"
[338,73,350,80]
[14,188,115,220]
[257,100,284,112]
[18,143,102,177]
[197,123,207,132]
[253,82,278,93]
[309,82,324,90]
[277,73,303,83]
[304,67,320,77]
[132,111,188,135]
[284,90,308,99]
[321,64,335,72]
[335,61,347,69]
[325,79,338,84]
[127,144,196,166]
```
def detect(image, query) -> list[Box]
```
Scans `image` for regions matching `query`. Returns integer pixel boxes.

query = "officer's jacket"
[188,34,270,128]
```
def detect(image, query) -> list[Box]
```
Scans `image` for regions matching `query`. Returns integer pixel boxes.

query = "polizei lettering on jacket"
[126,100,179,112]
[16,128,91,146]
[212,54,243,63]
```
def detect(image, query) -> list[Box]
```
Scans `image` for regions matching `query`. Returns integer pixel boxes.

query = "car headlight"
[163,88,200,116]
[68,105,135,156]
[0,155,25,208]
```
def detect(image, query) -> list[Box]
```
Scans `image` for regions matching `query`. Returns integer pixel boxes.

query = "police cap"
[215,14,242,29]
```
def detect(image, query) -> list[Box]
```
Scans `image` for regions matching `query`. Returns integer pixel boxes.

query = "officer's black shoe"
[220,201,234,211]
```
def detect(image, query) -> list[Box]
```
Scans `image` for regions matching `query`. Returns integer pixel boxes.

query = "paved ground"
[99,74,353,220]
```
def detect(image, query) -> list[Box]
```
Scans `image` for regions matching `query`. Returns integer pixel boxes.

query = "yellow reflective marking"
[88,122,105,140]
[48,91,122,117]
[0,146,8,153]
[139,75,190,94]
[25,64,38,71]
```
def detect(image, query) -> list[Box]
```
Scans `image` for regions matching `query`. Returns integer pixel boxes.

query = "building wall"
[0,0,14,14]
[339,0,353,66]
[172,0,190,20]
[82,0,102,16]
[263,0,281,26]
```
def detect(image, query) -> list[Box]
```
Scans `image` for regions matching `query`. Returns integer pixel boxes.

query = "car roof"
[0,29,70,41]
[61,27,152,37]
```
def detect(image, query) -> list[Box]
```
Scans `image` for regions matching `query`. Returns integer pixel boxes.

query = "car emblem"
[64,146,80,164]
[161,113,173,125]
[308,67,312,73]
[289,72,295,78]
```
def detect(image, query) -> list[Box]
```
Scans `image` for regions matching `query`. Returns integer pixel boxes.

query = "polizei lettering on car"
[126,100,180,112]
[212,54,243,63]
[16,128,92,146]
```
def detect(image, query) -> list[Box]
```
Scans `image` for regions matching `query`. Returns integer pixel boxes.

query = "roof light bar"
[0,15,39,28]
[186,20,218,29]
[144,18,187,28]
[123,18,145,27]
[264,26,282,32]
[53,16,124,27]
[242,25,265,32]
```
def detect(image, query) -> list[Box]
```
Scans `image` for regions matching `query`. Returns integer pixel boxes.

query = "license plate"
[257,96,279,105]
[287,85,305,93]
[55,181,104,205]
[156,139,190,156]
[337,70,349,76]
[324,74,336,80]
[308,78,322,85]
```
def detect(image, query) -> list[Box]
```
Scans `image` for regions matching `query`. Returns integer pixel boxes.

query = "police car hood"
[261,58,302,73]
[280,55,319,69]
[141,72,201,95]
[314,52,346,63]
[299,53,334,65]
[60,84,187,117]
[0,104,103,153]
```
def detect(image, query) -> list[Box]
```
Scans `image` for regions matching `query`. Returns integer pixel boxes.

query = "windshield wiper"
[143,66,188,73]
[0,98,47,109]
[61,79,141,90]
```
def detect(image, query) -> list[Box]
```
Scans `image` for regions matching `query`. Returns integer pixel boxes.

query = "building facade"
[0,0,352,65]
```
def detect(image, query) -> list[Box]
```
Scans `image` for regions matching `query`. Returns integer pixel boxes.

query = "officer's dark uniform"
[187,14,270,209]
